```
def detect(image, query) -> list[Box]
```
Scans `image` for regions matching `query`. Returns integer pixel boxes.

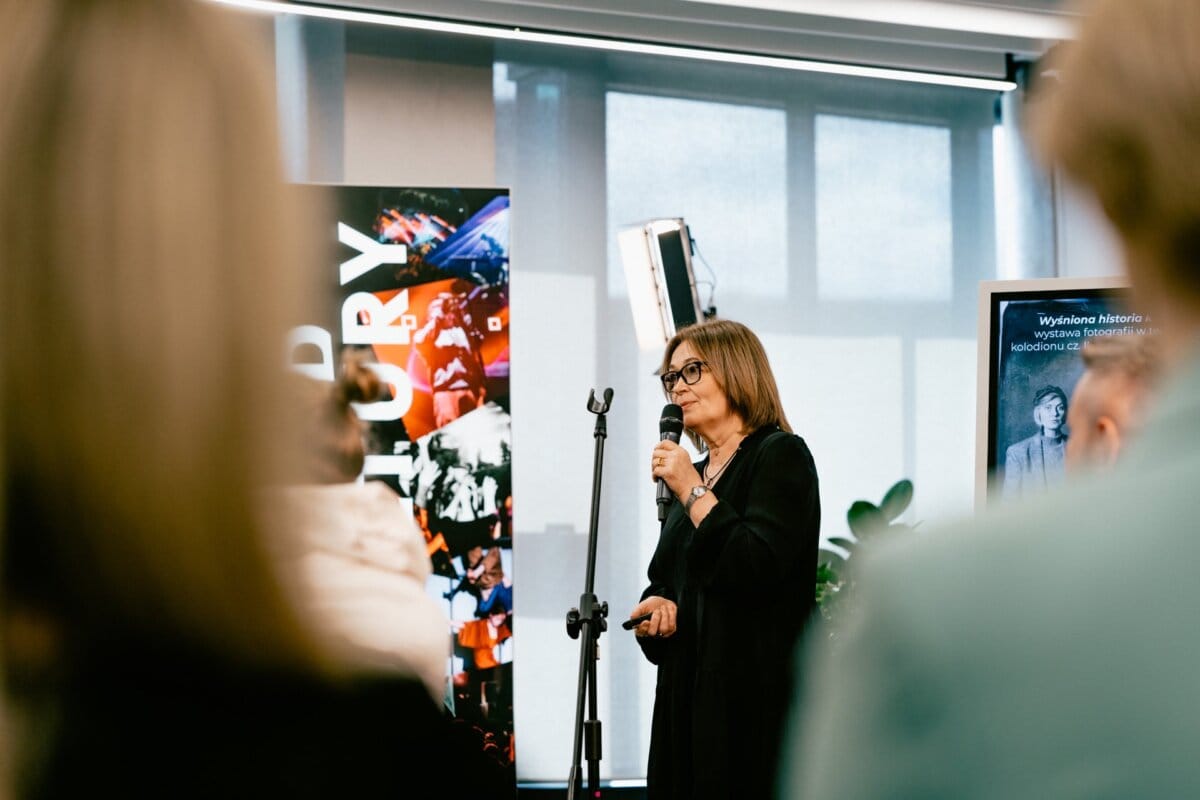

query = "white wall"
[343,53,495,186]
[1055,173,1124,280]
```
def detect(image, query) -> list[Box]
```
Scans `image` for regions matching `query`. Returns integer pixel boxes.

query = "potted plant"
[816,479,915,626]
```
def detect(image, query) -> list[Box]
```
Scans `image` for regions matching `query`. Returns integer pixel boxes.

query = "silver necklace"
[703,444,740,487]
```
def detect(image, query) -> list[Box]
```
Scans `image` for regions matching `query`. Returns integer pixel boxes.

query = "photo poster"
[292,185,515,774]
[981,280,1158,505]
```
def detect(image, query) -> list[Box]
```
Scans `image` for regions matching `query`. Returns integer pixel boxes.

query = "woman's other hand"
[629,595,677,639]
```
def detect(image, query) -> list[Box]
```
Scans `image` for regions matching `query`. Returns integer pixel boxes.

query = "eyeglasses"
[660,360,708,392]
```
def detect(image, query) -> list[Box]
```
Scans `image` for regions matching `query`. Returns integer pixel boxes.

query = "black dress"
[638,425,820,800]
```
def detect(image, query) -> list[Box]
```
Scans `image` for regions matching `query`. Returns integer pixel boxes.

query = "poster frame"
[974,275,1130,508]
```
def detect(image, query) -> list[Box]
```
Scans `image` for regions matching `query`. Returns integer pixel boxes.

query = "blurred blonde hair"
[661,319,793,448]
[1081,334,1163,384]
[0,1,327,671]
[1027,0,1200,296]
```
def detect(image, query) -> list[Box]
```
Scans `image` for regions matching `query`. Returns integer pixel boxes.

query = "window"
[816,113,952,301]
[606,92,787,298]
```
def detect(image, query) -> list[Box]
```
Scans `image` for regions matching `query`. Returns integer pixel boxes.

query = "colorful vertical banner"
[293,186,514,779]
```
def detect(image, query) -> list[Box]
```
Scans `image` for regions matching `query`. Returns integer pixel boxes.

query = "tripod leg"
[586,634,602,795]
[566,620,593,800]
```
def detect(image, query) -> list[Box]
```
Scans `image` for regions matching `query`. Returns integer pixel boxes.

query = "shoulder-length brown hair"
[661,319,793,447]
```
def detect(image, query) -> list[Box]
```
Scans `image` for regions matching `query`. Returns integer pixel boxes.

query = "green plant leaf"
[826,536,856,552]
[846,501,886,539]
[878,479,914,522]
[820,549,848,565]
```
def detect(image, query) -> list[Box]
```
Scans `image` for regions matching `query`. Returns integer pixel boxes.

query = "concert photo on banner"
[294,185,515,782]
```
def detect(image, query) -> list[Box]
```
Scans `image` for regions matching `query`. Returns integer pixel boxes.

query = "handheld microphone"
[657,404,684,521]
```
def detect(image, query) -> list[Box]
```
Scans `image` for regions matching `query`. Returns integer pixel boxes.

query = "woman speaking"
[630,319,821,800]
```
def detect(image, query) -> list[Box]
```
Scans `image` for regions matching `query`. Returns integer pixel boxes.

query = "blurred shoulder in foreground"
[782,1,1200,797]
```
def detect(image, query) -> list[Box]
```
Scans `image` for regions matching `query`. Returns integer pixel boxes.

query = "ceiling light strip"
[209,0,1016,92]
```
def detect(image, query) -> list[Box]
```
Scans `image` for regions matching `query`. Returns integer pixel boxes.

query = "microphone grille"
[660,403,684,435]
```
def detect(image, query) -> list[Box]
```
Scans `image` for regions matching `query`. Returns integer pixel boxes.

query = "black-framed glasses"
[660,360,708,392]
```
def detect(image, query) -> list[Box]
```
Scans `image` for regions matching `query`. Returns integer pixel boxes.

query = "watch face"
[692,486,706,498]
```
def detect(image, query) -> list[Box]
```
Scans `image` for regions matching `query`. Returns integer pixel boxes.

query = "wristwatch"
[684,484,709,514]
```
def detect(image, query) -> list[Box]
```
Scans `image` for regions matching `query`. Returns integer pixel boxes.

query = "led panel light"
[618,225,671,351]
[618,219,705,351]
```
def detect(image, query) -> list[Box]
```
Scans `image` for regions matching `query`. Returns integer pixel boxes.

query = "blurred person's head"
[0,0,329,699]
[660,319,792,449]
[285,355,381,484]
[1029,0,1200,360]
[1066,335,1162,471]
[1031,386,1068,438]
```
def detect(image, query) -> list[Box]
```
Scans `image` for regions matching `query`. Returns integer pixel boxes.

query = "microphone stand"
[565,387,613,800]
